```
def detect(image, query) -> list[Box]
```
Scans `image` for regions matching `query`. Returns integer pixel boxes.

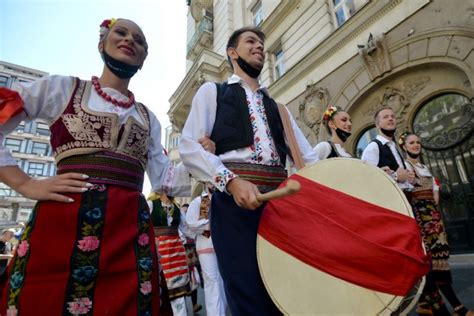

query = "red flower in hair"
[100,19,111,28]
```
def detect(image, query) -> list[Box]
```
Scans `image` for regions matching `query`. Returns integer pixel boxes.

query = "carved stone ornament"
[297,84,329,138]
[358,33,392,81]
[363,76,432,126]
[190,0,213,22]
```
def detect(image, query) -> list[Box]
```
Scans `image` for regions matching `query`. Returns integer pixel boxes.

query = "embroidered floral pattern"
[6,204,38,310]
[214,169,237,192]
[412,200,450,267]
[6,305,18,316]
[16,240,29,257]
[53,80,151,170]
[67,297,93,315]
[138,233,149,246]
[77,236,100,252]
[247,91,280,165]
[63,188,107,315]
[134,198,155,313]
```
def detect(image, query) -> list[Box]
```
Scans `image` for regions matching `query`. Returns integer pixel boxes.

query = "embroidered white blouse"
[0,75,189,196]
[405,160,440,191]
[313,141,352,159]
[179,74,318,192]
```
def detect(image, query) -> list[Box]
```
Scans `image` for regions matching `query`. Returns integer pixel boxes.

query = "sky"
[0,0,188,130]
[0,0,189,193]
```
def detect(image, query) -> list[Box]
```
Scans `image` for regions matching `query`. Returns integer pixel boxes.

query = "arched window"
[412,93,473,252]
[354,126,378,158]
[413,93,471,150]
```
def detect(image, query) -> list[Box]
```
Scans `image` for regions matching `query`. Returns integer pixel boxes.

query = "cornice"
[260,0,301,36]
[268,0,421,101]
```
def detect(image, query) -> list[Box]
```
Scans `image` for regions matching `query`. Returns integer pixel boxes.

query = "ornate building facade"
[169,0,474,252]
[0,61,52,224]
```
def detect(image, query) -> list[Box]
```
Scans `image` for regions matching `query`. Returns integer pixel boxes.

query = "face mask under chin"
[101,49,140,79]
[235,54,262,78]
[334,128,351,142]
[380,127,396,138]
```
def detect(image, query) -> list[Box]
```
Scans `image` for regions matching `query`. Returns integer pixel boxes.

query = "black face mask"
[236,54,262,78]
[381,128,396,138]
[407,151,420,159]
[102,49,140,79]
[335,128,351,142]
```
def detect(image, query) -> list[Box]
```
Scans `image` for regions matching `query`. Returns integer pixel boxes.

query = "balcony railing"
[186,15,213,59]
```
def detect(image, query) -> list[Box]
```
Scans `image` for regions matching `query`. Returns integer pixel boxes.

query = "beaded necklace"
[91,76,135,108]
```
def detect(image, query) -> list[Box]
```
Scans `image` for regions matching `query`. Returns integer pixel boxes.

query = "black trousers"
[210,192,282,316]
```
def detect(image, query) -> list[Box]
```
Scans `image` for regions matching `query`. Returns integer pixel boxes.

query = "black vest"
[210,83,288,165]
[372,138,406,171]
[326,141,339,159]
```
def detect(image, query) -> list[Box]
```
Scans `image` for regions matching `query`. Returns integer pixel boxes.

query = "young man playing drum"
[179,27,318,315]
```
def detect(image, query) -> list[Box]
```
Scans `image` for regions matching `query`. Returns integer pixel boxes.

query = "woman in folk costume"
[399,132,473,316]
[0,18,191,315]
[147,193,190,316]
[313,106,352,159]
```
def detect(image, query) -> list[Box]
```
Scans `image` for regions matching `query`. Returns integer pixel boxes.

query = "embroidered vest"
[49,78,150,170]
[372,139,406,171]
[210,82,288,165]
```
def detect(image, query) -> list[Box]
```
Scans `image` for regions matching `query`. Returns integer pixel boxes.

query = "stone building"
[169,0,474,252]
[0,61,53,223]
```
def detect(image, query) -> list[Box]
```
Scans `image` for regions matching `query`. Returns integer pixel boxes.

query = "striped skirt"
[154,228,190,300]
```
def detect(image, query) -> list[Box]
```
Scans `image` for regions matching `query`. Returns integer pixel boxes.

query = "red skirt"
[0,185,161,315]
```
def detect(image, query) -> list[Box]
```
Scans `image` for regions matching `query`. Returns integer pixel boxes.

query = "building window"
[332,0,355,26]
[35,122,50,136]
[27,162,46,176]
[273,48,286,80]
[0,76,8,87]
[31,142,49,156]
[354,126,378,158]
[4,138,22,152]
[23,121,33,133]
[0,187,12,197]
[252,1,264,26]
[15,122,25,133]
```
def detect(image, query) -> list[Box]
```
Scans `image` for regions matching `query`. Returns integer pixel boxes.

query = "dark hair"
[373,106,394,123]
[182,203,189,208]
[226,26,266,67]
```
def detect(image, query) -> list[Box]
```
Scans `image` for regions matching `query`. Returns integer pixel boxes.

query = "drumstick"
[256,179,301,202]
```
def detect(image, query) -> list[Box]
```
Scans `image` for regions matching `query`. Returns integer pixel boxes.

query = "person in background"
[399,132,473,316]
[186,187,227,316]
[313,106,352,159]
[0,229,15,276]
[180,203,203,314]
[361,106,415,189]
[148,192,191,316]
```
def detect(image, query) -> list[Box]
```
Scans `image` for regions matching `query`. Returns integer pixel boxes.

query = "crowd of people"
[0,17,471,316]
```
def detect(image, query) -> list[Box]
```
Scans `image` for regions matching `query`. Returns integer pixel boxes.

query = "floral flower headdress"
[398,131,413,147]
[99,18,117,39]
[322,106,338,122]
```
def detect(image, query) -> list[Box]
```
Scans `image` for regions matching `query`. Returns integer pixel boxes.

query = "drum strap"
[277,103,305,170]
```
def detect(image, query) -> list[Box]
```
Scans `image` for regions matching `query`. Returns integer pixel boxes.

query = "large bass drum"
[257,158,426,315]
